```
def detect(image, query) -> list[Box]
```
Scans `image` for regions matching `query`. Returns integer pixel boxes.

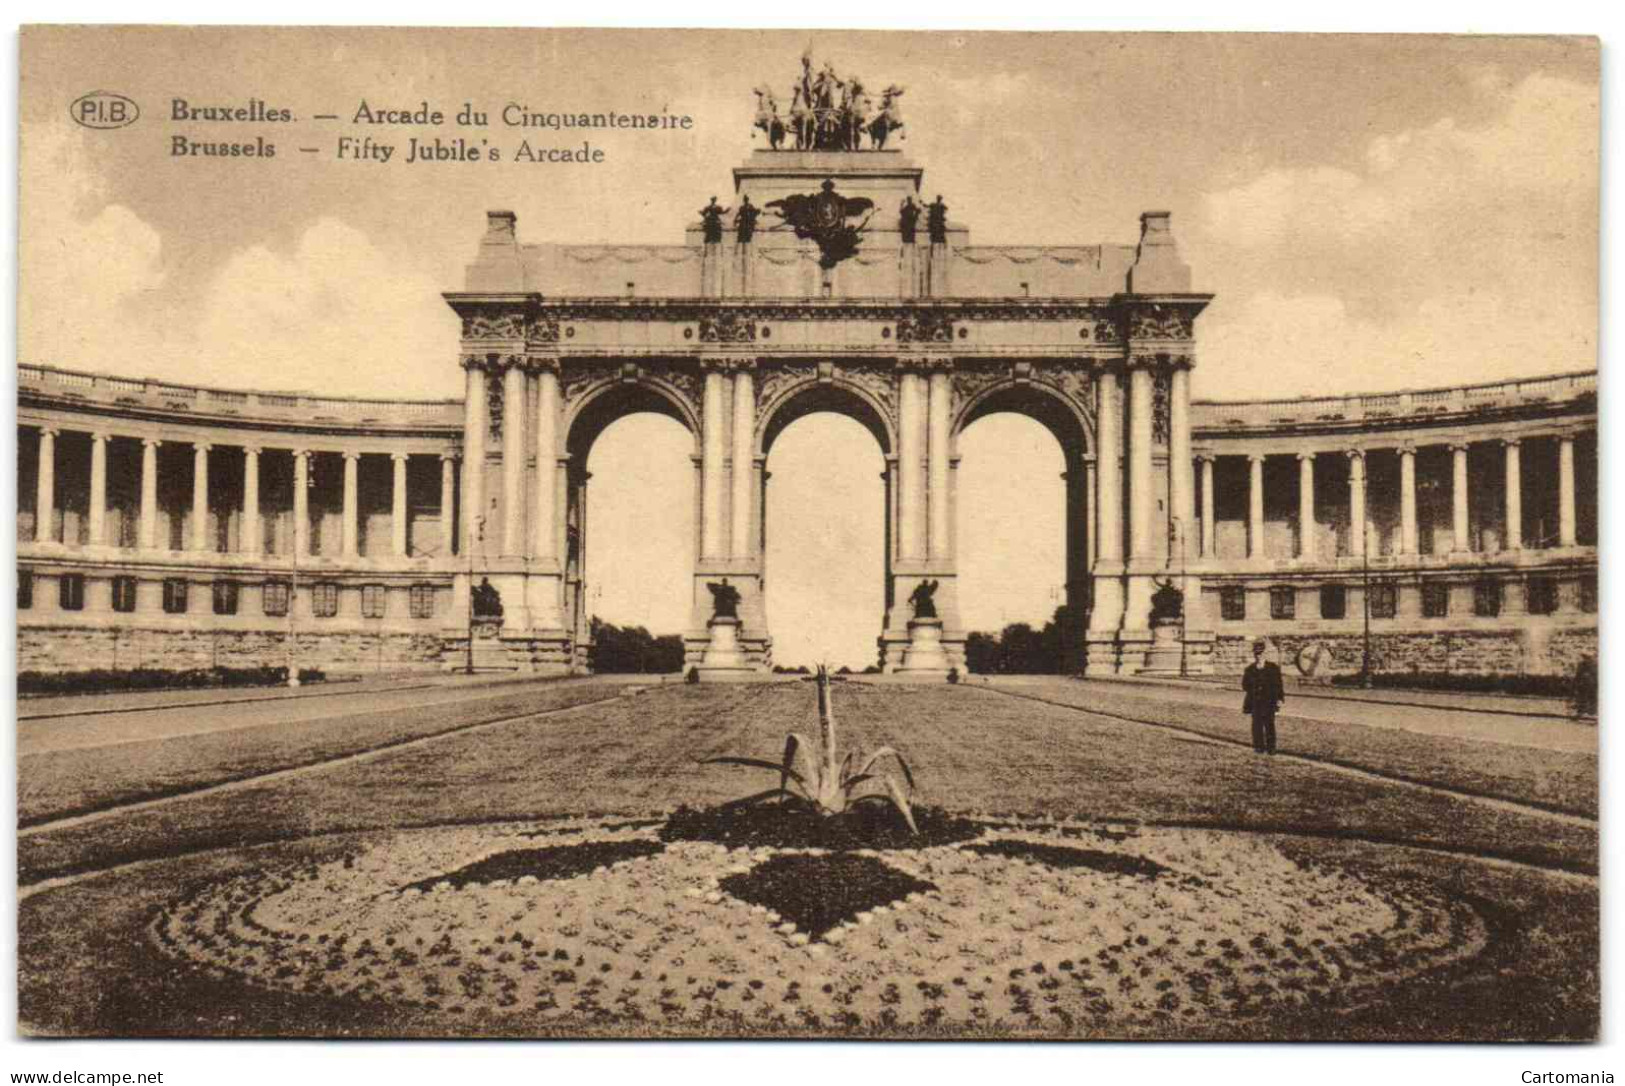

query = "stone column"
[341,451,360,558]
[1558,432,1578,547]
[502,361,526,556]
[1347,450,1367,558]
[700,359,728,560]
[35,425,57,544]
[730,361,757,559]
[1296,452,1315,560]
[440,454,458,557]
[191,441,211,552]
[533,361,560,561]
[139,437,160,550]
[898,362,927,560]
[462,359,488,555]
[1398,443,1418,555]
[1451,442,1471,552]
[1089,368,1123,633]
[1502,438,1522,551]
[88,431,108,547]
[392,452,410,557]
[927,360,953,560]
[1247,453,1265,560]
[242,445,262,555]
[292,449,311,558]
[1168,364,1194,559]
[1127,364,1155,561]
[1199,455,1215,558]
[1084,453,1099,564]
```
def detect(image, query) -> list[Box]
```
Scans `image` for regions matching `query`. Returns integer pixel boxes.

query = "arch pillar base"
[880,567,965,674]
[445,566,576,674]
[686,563,772,672]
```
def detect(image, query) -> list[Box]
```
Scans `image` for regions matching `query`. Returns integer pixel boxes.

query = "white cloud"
[193,218,459,397]
[19,124,167,370]
[1191,73,1596,398]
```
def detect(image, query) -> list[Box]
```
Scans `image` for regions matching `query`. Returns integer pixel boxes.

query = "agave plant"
[704,665,919,834]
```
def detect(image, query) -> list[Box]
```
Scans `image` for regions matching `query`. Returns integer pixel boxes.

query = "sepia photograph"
[11,24,1602,1047]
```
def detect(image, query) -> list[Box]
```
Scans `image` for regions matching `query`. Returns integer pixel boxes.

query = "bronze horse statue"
[867,85,905,150]
[753,86,787,150]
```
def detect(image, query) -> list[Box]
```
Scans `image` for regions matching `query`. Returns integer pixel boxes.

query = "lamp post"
[466,513,485,676]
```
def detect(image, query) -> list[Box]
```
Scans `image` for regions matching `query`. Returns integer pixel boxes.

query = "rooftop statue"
[698,196,729,244]
[761,52,903,152]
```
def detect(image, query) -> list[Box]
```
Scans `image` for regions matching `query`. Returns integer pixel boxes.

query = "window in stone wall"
[263,580,290,617]
[312,582,340,618]
[213,581,239,616]
[17,570,32,610]
[1580,574,1598,614]
[1527,576,1559,616]
[409,584,437,619]
[1370,581,1397,619]
[1270,586,1295,620]
[1473,579,1502,618]
[1219,586,1245,621]
[59,573,85,612]
[1319,584,1346,620]
[361,584,387,619]
[1422,581,1450,618]
[112,576,137,613]
[163,578,188,614]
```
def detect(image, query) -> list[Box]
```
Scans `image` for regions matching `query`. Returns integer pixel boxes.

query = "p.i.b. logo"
[70,91,140,129]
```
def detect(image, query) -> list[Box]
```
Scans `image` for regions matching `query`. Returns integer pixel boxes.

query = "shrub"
[1328,670,1576,698]
[704,665,918,834]
[18,665,326,697]
[947,667,960,685]
[685,666,700,685]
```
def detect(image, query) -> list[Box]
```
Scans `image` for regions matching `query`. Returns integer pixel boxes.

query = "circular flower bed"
[151,814,1486,1034]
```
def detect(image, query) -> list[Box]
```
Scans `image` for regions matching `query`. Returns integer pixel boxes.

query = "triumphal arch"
[445,55,1211,675]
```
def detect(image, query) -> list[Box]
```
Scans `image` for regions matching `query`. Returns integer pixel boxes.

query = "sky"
[18,29,1599,665]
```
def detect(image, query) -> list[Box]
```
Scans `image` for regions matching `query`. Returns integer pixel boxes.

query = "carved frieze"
[895,309,955,345]
[1127,303,1194,342]
[1036,367,1096,419]
[951,362,1007,416]
[699,312,757,343]
[486,373,505,443]
[462,313,528,340]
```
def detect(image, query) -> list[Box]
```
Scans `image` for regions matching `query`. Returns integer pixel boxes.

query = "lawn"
[16,679,1598,1039]
[1008,679,1598,817]
[19,680,627,826]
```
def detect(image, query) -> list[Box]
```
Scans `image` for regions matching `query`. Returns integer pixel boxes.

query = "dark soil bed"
[659,800,981,850]
[404,839,664,890]
[718,853,937,937]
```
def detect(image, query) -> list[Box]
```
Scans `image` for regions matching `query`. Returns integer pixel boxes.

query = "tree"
[588,617,686,673]
[964,606,1077,675]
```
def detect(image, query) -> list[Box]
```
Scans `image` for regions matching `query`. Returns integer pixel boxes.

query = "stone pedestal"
[1139,617,1186,675]
[897,617,951,679]
[696,616,755,678]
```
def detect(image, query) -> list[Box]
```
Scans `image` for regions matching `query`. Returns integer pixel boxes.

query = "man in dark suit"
[1242,639,1286,754]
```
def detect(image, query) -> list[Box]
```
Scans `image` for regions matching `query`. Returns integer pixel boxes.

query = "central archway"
[953,381,1093,674]
[758,379,895,671]
[565,380,699,672]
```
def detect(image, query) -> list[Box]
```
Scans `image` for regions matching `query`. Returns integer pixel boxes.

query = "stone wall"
[18,625,449,675]
[1209,624,1596,677]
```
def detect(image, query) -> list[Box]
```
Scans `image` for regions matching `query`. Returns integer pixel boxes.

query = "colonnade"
[23,423,456,559]
[1193,429,1588,563]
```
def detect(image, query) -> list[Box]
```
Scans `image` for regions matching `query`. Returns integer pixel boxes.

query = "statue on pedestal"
[927,196,949,245]
[908,579,940,620]
[707,578,742,621]
[699,197,729,244]
[734,196,760,244]
[1150,578,1184,624]
[472,577,504,620]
